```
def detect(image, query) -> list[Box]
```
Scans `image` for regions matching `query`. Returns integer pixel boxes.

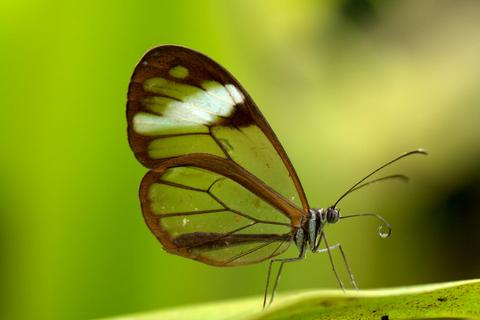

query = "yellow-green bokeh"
[1,1,480,319]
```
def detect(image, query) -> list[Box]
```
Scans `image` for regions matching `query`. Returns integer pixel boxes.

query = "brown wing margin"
[140,154,304,266]
[127,45,310,212]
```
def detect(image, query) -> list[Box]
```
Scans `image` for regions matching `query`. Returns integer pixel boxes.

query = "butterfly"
[126,45,426,307]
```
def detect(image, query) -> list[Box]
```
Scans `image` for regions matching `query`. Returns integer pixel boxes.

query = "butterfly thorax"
[294,207,340,252]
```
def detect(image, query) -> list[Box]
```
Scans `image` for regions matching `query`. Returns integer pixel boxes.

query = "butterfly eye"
[326,208,340,224]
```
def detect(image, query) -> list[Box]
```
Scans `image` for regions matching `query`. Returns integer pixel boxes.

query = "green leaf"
[103,279,480,320]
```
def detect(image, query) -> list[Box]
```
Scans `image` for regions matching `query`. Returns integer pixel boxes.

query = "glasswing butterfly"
[127,45,426,307]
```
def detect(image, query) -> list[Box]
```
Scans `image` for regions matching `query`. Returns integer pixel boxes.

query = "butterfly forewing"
[127,46,308,210]
[128,46,308,266]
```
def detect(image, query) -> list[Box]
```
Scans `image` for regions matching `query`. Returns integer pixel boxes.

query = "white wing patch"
[225,84,245,104]
[133,112,208,136]
[133,70,245,136]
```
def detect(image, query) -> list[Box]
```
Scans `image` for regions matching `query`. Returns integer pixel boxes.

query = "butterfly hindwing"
[140,156,293,266]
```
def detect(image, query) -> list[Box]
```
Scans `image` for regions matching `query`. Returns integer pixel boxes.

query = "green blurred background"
[1,0,480,319]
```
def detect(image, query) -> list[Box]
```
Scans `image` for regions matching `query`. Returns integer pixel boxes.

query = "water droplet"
[377,224,391,238]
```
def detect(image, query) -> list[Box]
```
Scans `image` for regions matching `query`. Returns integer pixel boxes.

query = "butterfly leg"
[263,245,306,309]
[318,232,345,291]
[317,232,358,290]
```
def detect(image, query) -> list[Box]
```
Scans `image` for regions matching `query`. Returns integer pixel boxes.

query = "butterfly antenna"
[349,174,409,193]
[332,149,427,208]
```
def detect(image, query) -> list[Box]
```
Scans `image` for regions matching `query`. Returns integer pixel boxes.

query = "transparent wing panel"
[142,166,294,266]
[209,177,290,225]
[211,125,301,207]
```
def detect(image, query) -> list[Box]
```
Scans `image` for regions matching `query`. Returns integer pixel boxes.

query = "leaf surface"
[102,279,480,320]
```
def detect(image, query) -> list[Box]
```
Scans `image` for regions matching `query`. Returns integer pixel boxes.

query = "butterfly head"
[307,207,340,227]
[322,207,340,224]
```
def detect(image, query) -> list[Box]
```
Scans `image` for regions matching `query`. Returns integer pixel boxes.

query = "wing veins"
[158,208,227,218]
[221,239,278,265]
[228,207,290,226]
[174,222,257,249]
[207,184,291,227]
[157,180,209,192]
[205,89,235,105]
[208,127,232,160]
[141,74,233,119]
[265,238,290,260]
[173,231,290,252]
[207,190,262,224]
